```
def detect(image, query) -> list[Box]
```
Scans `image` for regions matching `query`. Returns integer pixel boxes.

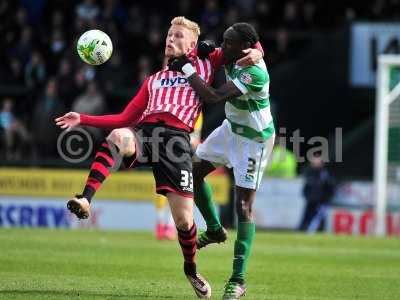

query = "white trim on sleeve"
[232,78,248,94]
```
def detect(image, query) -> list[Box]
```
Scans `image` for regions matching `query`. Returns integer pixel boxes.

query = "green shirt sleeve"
[232,65,268,94]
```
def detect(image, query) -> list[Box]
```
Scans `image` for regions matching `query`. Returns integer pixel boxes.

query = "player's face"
[165,25,196,58]
[221,27,245,63]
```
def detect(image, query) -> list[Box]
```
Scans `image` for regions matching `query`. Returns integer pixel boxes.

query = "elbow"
[110,117,132,129]
[202,97,219,104]
[121,118,135,127]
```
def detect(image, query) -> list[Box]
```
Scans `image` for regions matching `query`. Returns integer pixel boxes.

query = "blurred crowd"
[0,0,398,164]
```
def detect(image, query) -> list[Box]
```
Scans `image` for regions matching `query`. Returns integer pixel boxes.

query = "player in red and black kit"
[56,17,263,299]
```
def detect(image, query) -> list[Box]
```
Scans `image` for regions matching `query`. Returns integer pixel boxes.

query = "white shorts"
[196,120,275,190]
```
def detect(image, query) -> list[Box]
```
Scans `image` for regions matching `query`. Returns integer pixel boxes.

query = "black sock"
[184,262,197,276]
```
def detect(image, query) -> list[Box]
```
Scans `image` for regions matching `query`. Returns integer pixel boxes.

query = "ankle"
[82,186,95,203]
[207,224,222,232]
[207,227,226,237]
[229,277,245,285]
[184,262,197,276]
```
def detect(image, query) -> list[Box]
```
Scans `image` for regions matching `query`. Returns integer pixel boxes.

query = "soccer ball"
[76,30,113,65]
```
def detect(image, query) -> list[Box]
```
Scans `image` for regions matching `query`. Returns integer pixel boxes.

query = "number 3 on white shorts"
[180,170,193,189]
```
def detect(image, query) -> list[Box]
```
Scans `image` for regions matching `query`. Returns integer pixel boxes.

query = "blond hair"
[171,16,200,40]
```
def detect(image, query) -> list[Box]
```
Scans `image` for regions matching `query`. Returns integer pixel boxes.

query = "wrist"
[182,63,196,77]
[79,114,86,124]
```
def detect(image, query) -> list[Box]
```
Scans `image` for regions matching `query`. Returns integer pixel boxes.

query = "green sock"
[194,180,222,232]
[231,221,256,282]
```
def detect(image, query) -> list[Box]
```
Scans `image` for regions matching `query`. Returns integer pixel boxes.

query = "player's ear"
[242,41,251,50]
[186,40,196,55]
[189,40,197,50]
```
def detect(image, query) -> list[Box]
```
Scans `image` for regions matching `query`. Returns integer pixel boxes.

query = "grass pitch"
[0,229,399,300]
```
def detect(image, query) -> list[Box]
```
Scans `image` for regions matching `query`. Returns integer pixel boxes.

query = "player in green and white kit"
[168,23,275,299]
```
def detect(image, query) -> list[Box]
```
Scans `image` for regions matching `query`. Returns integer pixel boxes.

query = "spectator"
[48,29,67,73]
[0,2,19,49]
[7,58,25,85]
[0,97,31,160]
[222,7,240,29]
[125,5,145,36]
[73,15,87,35]
[268,28,290,65]
[25,51,46,89]
[302,1,317,29]
[299,153,336,232]
[57,58,76,109]
[371,0,385,19]
[51,10,65,28]
[32,79,65,159]
[146,27,164,67]
[254,0,271,28]
[97,51,134,103]
[72,67,89,98]
[72,81,106,142]
[201,0,221,32]
[174,0,196,19]
[137,55,152,83]
[283,1,302,29]
[76,0,99,22]
[148,13,163,29]
[10,26,32,64]
[101,0,128,26]
[232,0,256,17]
[20,0,45,25]
[72,81,105,115]
[15,6,28,29]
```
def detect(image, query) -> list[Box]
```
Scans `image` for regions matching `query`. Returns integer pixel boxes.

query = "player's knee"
[175,216,193,231]
[107,129,121,147]
[107,129,135,157]
[236,199,253,221]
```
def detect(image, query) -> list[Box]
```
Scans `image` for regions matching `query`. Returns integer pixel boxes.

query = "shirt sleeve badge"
[240,72,253,84]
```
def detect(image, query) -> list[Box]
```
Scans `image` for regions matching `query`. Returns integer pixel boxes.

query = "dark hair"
[231,22,259,46]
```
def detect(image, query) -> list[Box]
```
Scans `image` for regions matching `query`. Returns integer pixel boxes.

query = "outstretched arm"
[169,55,266,104]
[187,72,242,104]
[169,56,242,104]
[194,41,264,69]
[55,78,150,130]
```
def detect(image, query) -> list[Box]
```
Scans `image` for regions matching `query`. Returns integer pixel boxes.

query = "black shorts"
[126,123,194,198]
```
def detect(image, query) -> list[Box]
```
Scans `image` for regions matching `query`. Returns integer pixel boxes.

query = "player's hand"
[54,112,81,130]
[236,48,263,67]
[197,40,216,59]
[168,55,191,73]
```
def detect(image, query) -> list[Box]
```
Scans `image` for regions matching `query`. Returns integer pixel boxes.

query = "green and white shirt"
[225,59,275,142]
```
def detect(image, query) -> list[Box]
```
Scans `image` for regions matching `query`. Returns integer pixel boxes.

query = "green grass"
[0,229,400,300]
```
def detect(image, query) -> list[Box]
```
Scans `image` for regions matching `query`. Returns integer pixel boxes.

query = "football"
[76,29,113,65]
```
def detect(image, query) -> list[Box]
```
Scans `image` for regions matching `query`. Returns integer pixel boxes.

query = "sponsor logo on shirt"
[182,186,193,192]
[157,77,188,87]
